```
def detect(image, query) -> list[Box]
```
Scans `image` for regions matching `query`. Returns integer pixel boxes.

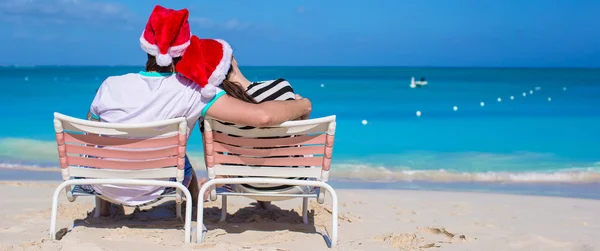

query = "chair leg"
[330,196,338,248]
[324,187,338,248]
[302,197,309,224]
[219,195,227,222]
[50,183,66,240]
[93,196,102,218]
[176,201,182,219]
[198,199,207,243]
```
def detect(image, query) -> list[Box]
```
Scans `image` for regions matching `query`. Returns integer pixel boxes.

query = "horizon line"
[2,65,599,69]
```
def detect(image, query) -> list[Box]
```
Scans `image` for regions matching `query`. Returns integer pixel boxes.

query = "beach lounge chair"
[197,115,338,248]
[50,112,193,243]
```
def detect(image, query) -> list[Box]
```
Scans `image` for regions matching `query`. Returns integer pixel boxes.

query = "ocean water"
[1,66,600,184]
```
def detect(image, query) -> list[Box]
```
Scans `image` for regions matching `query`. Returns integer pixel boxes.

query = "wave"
[327,163,600,183]
[2,161,600,184]
[1,137,599,183]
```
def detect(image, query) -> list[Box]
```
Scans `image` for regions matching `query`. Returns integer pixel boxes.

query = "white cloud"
[12,30,31,39]
[189,17,214,29]
[0,0,139,29]
[189,17,252,31]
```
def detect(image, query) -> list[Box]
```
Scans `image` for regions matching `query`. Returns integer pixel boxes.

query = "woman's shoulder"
[248,78,292,90]
[247,78,295,101]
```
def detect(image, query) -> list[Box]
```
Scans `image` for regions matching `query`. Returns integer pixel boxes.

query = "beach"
[0,180,598,251]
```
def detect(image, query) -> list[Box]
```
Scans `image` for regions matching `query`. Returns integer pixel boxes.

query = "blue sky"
[1,0,599,67]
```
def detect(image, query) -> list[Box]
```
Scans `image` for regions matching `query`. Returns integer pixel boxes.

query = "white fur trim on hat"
[201,39,233,99]
[139,31,192,58]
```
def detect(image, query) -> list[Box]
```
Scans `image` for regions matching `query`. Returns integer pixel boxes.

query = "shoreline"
[3,164,600,183]
[3,167,600,200]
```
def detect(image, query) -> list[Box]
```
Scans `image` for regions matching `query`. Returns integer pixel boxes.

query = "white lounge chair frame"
[50,112,193,243]
[197,115,338,248]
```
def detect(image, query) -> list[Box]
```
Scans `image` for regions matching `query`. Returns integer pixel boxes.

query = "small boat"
[410,77,428,88]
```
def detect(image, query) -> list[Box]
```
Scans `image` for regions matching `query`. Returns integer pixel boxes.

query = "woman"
[87,6,311,215]
[176,36,312,209]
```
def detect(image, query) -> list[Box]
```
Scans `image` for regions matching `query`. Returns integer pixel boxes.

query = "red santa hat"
[176,36,233,99]
[140,5,191,67]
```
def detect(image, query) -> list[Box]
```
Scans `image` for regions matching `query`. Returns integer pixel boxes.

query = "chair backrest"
[203,115,336,182]
[53,112,188,181]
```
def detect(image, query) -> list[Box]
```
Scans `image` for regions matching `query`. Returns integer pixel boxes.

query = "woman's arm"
[205,94,312,127]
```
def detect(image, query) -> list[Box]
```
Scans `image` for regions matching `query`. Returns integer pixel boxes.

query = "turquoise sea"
[1,66,599,197]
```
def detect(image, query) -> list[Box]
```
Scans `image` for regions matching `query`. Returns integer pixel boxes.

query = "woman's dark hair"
[145,54,182,73]
[221,65,257,104]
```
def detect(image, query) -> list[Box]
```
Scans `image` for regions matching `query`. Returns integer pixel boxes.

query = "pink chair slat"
[64,133,178,148]
[204,131,215,168]
[57,144,67,157]
[59,157,68,169]
[55,132,65,145]
[55,132,68,168]
[65,144,178,160]
[324,146,333,159]
[322,134,335,171]
[178,134,187,146]
[213,142,324,157]
[214,154,323,167]
[213,133,327,147]
[322,158,332,171]
[325,134,334,147]
[67,156,178,170]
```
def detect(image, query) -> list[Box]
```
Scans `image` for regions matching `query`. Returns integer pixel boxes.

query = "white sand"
[0,181,599,251]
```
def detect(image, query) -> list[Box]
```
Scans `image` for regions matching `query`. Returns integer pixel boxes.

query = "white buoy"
[548,97,552,102]
[453,106,458,111]
[497,97,502,102]
[522,92,527,97]
[320,84,325,88]
[480,102,485,107]
[563,87,567,91]
[535,86,541,91]
[529,90,533,94]
[510,96,515,100]
[361,119,368,125]
[24,77,29,81]
[416,111,422,117]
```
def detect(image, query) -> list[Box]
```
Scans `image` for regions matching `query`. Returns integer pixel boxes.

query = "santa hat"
[176,36,233,99]
[140,5,191,67]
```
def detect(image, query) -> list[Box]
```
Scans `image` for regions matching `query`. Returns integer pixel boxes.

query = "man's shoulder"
[102,73,140,85]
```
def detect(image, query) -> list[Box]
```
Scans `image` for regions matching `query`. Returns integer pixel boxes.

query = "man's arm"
[295,94,311,120]
[205,94,312,127]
